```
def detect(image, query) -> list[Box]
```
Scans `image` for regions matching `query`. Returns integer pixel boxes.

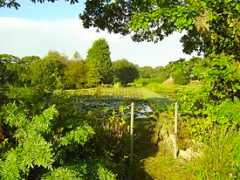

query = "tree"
[64,60,87,89]
[166,57,203,85]
[138,66,155,78]
[0,54,19,86]
[86,38,113,86]
[166,59,190,85]
[31,51,67,91]
[112,59,139,85]
[80,0,240,58]
[172,69,190,85]
[72,51,83,61]
[0,54,20,105]
[17,56,41,86]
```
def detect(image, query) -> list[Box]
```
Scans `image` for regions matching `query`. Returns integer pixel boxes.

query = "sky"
[0,0,195,67]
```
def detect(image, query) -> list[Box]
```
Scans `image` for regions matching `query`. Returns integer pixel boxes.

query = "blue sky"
[0,0,85,19]
[0,0,195,67]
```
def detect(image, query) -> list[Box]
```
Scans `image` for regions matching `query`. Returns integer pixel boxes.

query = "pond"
[71,96,171,120]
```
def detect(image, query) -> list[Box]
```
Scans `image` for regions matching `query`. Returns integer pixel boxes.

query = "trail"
[130,98,194,180]
[131,117,157,180]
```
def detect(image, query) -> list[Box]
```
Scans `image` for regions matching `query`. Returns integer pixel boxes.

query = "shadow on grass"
[129,117,158,180]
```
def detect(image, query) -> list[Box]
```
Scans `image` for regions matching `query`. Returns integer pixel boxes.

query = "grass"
[129,114,195,180]
[146,81,202,99]
[143,152,195,180]
[146,83,178,98]
[58,86,163,100]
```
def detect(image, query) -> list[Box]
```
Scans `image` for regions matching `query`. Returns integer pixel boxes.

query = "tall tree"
[113,59,139,85]
[72,51,83,61]
[86,38,113,86]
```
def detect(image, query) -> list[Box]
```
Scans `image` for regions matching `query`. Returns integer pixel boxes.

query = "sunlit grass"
[143,152,195,180]
[146,81,202,99]
[59,86,163,99]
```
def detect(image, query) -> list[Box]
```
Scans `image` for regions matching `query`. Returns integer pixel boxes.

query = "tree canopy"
[31,51,67,91]
[86,38,113,86]
[81,0,240,58]
[113,59,139,85]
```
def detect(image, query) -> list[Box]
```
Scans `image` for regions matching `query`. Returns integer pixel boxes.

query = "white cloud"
[0,17,194,67]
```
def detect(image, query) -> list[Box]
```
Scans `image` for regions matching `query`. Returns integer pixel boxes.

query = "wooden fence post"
[173,102,178,159]
[130,102,134,165]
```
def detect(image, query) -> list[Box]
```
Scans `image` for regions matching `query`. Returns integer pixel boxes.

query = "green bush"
[0,103,97,179]
[172,70,190,85]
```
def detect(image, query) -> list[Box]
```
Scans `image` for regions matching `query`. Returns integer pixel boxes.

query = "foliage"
[136,66,169,87]
[0,102,97,179]
[86,38,113,86]
[42,167,80,180]
[96,163,116,180]
[31,51,67,91]
[0,54,19,63]
[42,162,116,180]
[17,56,41,86]
[179,55,240,113]
[167,58,203,85]
[113,59,139,85]
[64,60,87,89]
[2,0,240,177]
[0,104,56,179]
[172,70,190,85]
[0,54,20,87]
[155,71,169,83]
[177,54,240,145]
[138,66,155,78]
[60,125,94,146]
[81,0,240,58]
[194,54,240,102]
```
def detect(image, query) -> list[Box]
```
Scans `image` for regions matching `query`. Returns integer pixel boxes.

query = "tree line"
[1,38,140,92]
